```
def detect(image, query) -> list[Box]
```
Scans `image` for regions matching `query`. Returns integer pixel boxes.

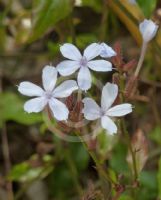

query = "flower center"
[100,109,106,116]
[79,56,88,67]
[45,91,53,100]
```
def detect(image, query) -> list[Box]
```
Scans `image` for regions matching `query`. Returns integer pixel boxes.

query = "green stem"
[75,131,116,185]
[119,75,138,181]
[65,149,83,196]
[121,119,138,180]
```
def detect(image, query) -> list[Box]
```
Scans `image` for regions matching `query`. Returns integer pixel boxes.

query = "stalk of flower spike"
[134,42,147,77]
[74,130,117,185]
[119,75,138,181]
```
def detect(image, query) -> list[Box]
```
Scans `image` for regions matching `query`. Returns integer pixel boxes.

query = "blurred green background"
[0,0,161,199]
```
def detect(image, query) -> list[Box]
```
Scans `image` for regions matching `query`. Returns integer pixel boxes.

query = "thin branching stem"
[134,42,147,77]
[75,130,116,185]
[121,119,138,180]
[119,75,138,181]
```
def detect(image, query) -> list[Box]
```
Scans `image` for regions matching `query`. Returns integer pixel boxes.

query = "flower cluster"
[18,43,132,135]
[18,19,158,135]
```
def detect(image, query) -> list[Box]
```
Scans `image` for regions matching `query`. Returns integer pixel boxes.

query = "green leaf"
[8,162,30,181]
[118,194,133,200]
[70,143,90,171]
[0,92,42,126]
[138,171,157,200]
[137,0,157,17]
[49,165,73,199]
[29,0,72,42]
[149,126,161,146]
[109,142,129,174]
[8,155,54,182]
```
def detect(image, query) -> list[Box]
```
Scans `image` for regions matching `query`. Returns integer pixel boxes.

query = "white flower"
[57,43,112,91]
[82,83,132,135]
[99,43,116,58]
[139,19,159,43]
[18,66,78,121]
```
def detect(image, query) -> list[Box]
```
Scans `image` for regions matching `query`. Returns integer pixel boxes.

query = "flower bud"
[99,43,116,58]
[139,19,159,43]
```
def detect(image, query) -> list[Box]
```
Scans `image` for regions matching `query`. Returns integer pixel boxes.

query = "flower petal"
[24,97,47,113]
[88,60,112,72]
[18,81,44,97]
[78,67,92,91]
[83,43,101,60]
[101,82,118,111]
[99,43,116,58]
[56,60,80,76]
[60,43,82,60]
[53,80,78,98]
[139,19,159,42]
[106,103,132,117]
[49,98,69,121]
[101,116,117,135]
[82,97,101,120]
[42,65,57,91]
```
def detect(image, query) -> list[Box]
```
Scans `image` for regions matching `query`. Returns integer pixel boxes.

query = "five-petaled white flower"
[139,19,159,43]
[99,43,116,58]
[57,43,112,91]
[82,83,132,135]
[18,66,78,121]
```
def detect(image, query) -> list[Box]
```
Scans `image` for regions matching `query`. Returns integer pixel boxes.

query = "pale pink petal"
[24,97,47,113]
[60,43,82,60]
[101,116,117,135]
[82,97,101,120]
[56,60,80,76]
[88,60,112,71]
[101,83,118,111]
[83,43,101,60]
[53,80,78,98]
[18,81,44,97]
[77,67,92,91]
[106,103,132,117]
[49,98,69,121]
[42,66,57,91]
